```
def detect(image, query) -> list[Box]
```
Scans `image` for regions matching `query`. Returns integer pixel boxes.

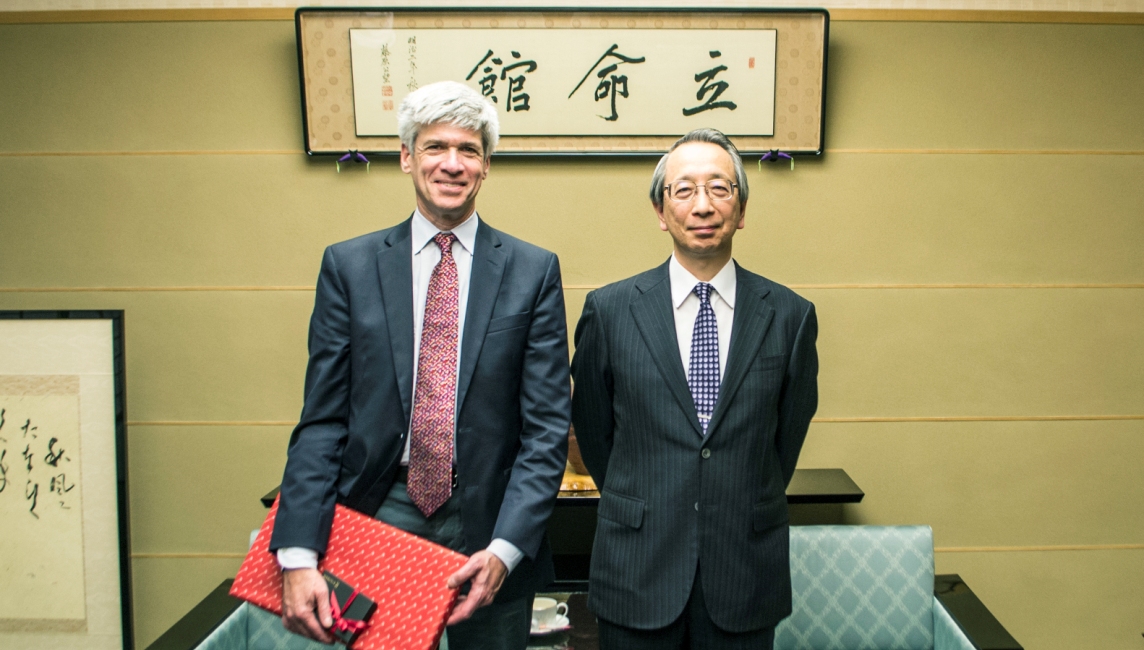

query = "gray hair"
[649,128,749,209]
[397,81,500,159]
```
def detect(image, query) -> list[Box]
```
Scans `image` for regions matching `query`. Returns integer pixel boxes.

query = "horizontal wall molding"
[8,283,1142,293]
[936,543,1144,552]
[570,284,1144,290]
[132,552,247,559]
[2,149,1143,158]
[127,415,1144,428]
[2,8,1142,26]
[0,150,301,157]
[129,420,294,427]
[131,543,1144,559]
[0,286,314,292]
[827,149,1144,155]
[815,415,1144,423]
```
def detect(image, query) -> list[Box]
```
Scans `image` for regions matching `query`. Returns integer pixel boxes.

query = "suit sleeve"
[491,253,571,558]
[775,301,819,486]
[269,246,352,554]
[569,291,615,490]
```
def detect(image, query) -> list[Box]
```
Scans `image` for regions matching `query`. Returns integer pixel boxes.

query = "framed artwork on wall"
[296,7,829,156]
[0,311,133,649]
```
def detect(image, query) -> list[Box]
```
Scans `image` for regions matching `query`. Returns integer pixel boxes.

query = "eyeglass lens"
[670,180,734,201]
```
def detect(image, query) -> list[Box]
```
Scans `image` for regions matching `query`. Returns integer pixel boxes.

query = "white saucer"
[530,614,571,636]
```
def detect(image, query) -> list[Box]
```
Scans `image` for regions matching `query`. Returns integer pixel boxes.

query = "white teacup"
[531,596,568,628]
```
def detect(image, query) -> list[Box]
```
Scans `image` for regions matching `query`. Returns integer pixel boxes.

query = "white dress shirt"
[669,253,736,383]
[278,210,523,572]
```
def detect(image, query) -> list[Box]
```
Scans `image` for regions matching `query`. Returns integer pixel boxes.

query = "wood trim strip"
[126,415,1144,427]
[825,148,1144,155]
[936,543,1144,552]
[814,415,1144,423]
[3,284,1141,293]
[2,149,1141,158]
[131,552,247,559]
[0,150,300,157]
[128,420,294,426]
[1,8,1141,26]
[565,284,1144,290]
[829,9,1144,24]
[0,286,314,292]
[129,544,1144,559]
[0,8,294,24]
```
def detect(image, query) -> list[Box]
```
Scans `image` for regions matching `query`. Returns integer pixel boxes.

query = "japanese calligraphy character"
[467,50,538,112]
[682,50,738,116]
[570,44,647,122]
[26,480,39,519]
[45,437,67,467]
[0,448,8,493]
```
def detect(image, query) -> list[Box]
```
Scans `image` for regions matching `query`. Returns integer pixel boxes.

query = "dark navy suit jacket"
[571,260,818,632]
[271,217,571,601]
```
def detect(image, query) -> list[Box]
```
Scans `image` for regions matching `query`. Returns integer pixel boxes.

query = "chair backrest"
[774,526,935,650]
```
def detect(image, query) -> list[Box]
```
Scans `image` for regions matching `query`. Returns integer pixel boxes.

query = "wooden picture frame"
[0,311,133,649]
[296,7,829,156]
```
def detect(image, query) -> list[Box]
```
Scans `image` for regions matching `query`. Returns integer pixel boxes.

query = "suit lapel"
[706,265,775,438]
[630,262,703,437]
[456,221,507,413]
[377,219,416,425]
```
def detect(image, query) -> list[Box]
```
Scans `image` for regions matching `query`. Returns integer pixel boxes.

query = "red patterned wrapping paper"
[231,498,469,650]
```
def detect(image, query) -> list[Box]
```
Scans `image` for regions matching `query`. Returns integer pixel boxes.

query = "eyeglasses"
[664,179,737,203]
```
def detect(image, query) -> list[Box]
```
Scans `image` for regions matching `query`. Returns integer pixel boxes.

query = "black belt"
[395,465,458,489]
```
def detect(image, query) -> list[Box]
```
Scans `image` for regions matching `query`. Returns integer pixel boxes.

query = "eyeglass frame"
[663,179,739,203]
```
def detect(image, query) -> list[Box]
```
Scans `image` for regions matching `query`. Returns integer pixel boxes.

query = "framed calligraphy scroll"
[296,7,828,155]
[0,311,133,649]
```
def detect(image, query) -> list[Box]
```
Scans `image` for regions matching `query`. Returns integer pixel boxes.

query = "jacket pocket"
[749,354,785,373]
[752,493,789,533]
[598,489,645,529]
[487,311,530,333]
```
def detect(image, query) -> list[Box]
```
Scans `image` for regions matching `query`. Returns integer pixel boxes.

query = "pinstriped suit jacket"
[571,259,818,632]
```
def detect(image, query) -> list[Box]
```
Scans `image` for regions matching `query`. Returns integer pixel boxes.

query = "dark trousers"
[596,566,775,650]
[375,480,532,650]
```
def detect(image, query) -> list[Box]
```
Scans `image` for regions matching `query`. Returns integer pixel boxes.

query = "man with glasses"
[571,128,818,649]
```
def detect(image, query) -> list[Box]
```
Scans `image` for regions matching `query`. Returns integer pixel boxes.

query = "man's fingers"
[446,593,479,625]
[281,568,335,644]
[446,556,482,590]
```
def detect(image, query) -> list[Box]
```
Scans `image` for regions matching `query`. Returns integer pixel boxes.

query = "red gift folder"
[231,497,469,650]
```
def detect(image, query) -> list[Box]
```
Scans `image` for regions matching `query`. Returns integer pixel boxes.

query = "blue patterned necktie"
[689,282,720,435]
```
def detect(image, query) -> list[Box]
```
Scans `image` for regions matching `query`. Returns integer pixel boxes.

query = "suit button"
[701,448,711,459]
[694,502,699,511]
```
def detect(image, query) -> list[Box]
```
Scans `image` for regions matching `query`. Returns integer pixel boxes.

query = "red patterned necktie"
[408,232,459,517]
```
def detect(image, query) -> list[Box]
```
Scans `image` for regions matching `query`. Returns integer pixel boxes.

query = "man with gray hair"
[271,80,571,649]
[571,128,818,649]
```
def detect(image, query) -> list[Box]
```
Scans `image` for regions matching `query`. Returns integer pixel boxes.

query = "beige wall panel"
[129,425,288,553]
[131,557,244,648]
[798,420,1144,546]
[805,288,1144,417]
[0,291,312,421]
[3,153,1142,289]
[828,22,1144,150]
[1,22,1141,154]
[0,21,300,153]
[491,153,1144,286]
[0,156,415,288]
[933,549,1144,650]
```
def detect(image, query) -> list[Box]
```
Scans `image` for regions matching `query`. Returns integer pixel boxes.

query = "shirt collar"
[412,209,479,256]
[669,253,737,310]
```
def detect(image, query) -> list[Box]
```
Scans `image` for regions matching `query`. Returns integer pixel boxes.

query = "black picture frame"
[0,310,133,650]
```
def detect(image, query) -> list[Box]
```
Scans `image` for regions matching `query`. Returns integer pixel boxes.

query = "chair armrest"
[146,579,244,650]
[935,574,1022,650]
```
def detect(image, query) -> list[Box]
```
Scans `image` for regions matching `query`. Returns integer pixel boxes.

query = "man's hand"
[281,567,335,644]
[445,550,507,625]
